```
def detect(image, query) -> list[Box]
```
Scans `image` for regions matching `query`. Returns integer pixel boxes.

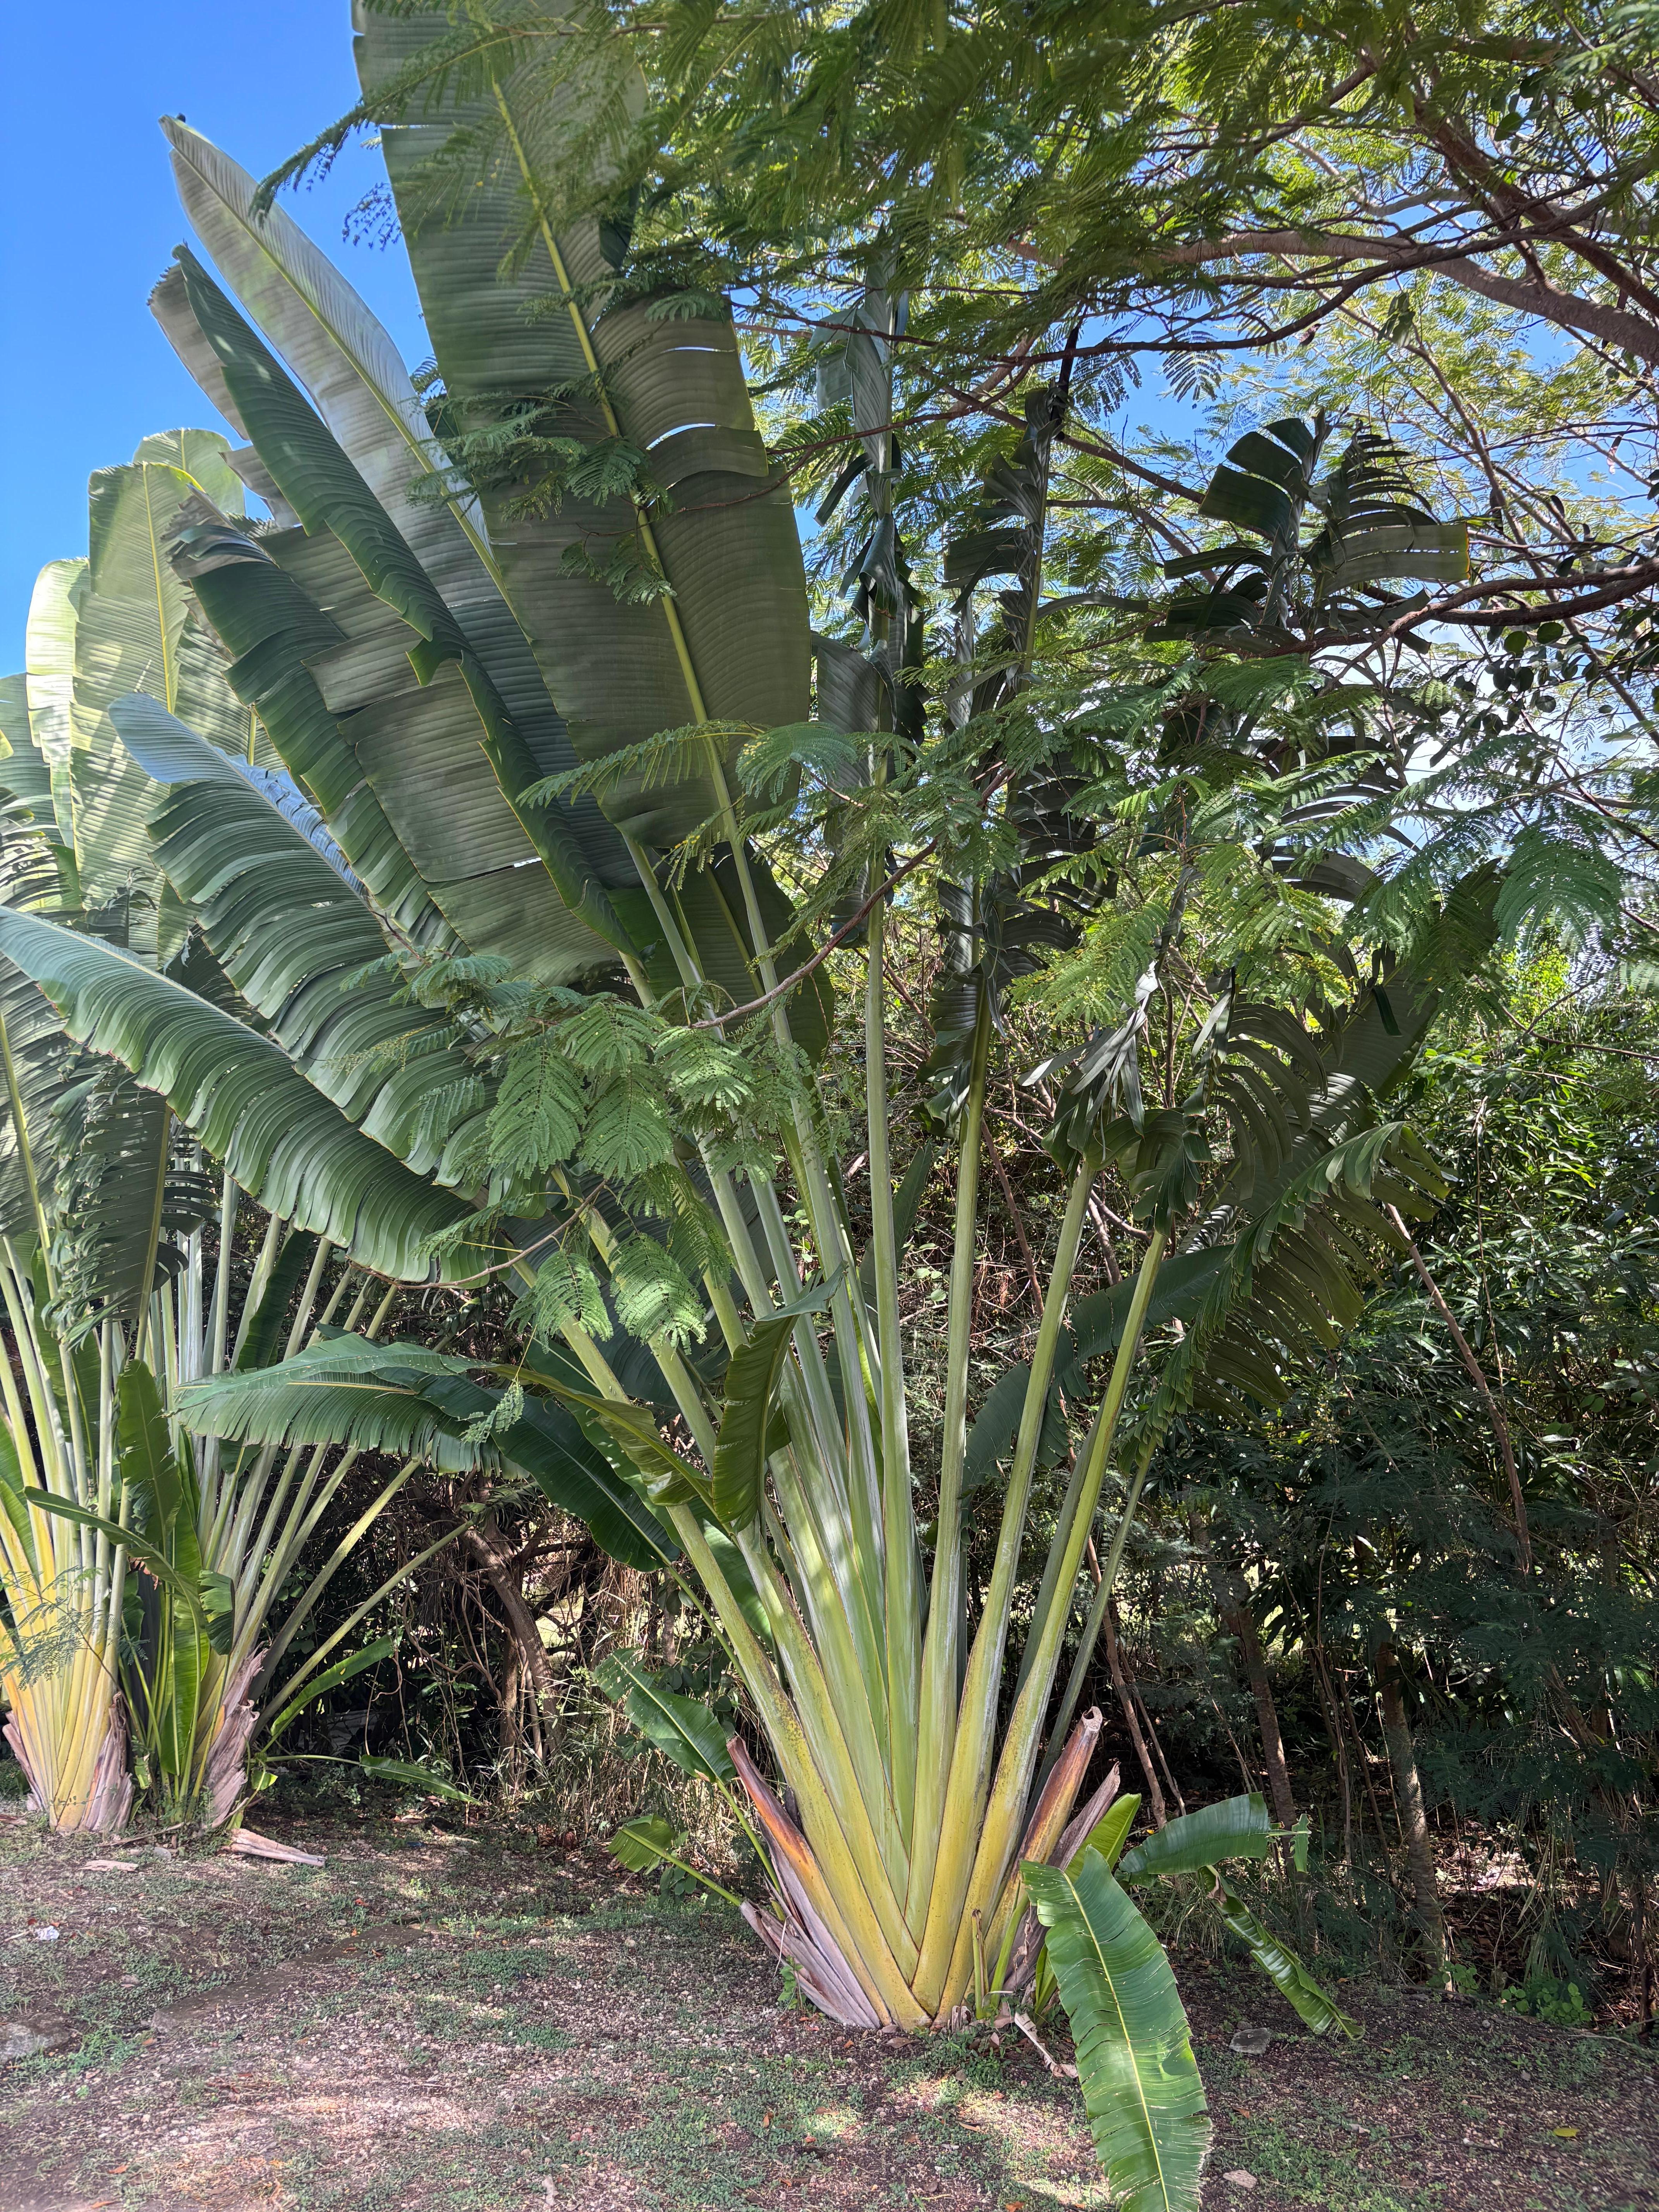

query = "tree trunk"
[498,1640,527,1765]
[1310,1640,1354,1864]
[1215,1566,1298,1831]
[1102,1601,1166,1826]
[1372,1635,1447,1968]
[466,1515,561,1757]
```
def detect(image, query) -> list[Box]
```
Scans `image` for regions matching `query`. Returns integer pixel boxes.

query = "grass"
[0,1806,1654,2211]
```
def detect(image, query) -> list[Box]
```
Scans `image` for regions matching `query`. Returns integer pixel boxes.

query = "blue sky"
[2,0,428,671]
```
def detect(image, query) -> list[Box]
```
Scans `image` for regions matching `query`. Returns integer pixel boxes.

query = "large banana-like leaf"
[710,1310,798,1532]
[0,949,79,1240]
[166,515,449,946]
[168,244,638,978]
[963,1250,1229,1491]
[0,907,483,1280]
[1025,1854,1212,2212]
[148,267,297,526]
[0,672,65,845]
[159,123,634,894]
[0,700,209,1322]
[161,118,488,562]
[46,1060,211,1333]
[1177,910,1490,1408]
[1308,431,1470,594]
[353,5,811,848]
[70,445,261,904]
[501,1390,679,1569]
[24,559,86,848]
[595,1652,736,1784]
[1214,1884,1359,2038]
[1165,421,1467,637]
[129,429,248,519]
[118,1360,201,1575]
[1116,1792,1271,1882]
[1082,1792,1142,1870]
[177,1334,497,1472]
[179,1334,676,1567]
[116,694,489,1179]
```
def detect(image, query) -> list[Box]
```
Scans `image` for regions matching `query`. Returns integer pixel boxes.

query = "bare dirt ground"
[0,1806,1653,2212]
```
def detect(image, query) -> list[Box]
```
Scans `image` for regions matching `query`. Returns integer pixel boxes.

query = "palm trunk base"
[5,1698,134,1834]
[198,1650,264,1830]
[732,1717,1118,2034]
[741,1899,883,2028]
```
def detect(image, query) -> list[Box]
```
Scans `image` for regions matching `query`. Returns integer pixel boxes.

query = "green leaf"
[160,119,496,583]
[167,244,639,974]
[1056,1252,1231,1396]
[35,1049,191,1334]
[1196,466,1294,544]
[0,907,487,1282]
[264,1634,400,1745]
[963,1251,1229,1490]
[1160,544,1269,580]
[1117,1793,1271,1882]
[119,694,488,1180]
[0,934,80,1244]
[353,15,810,851]
[359,1756,476,1803]
[710,1272,841,1529]
[235,1230,320,1373]
[199,1571,236,1658]
[581,1077,675,1179]
[522,1369,704,1504]
[611,1814,680,1874]
[962,1357,1070,1497]
[496,1389,678,1571]
[347,19,834,1061]
[0,1425,40,1578]
[609,1235,704,1347]
[23,1490,208,1633]
[1024,1854,1211,2212]
[23,558,85,847]
[1317,521,1468,589]
[1494,826,1623,951]
[70,450,257,905]
[170,520,448,946]
[118,1360,199,1576]
[1081,1793,1143,1871]
[595,1652,735,1784]
[179,1334,494,1472]
[0,669,67,845]
[489,1039,584,1173]
[1215,1884,1359,2038]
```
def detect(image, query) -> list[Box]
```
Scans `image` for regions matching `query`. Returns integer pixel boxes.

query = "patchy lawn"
[0,1808,1653,2212]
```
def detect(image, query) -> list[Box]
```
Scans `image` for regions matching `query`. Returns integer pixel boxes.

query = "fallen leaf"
[1553,2126,1579,2139]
